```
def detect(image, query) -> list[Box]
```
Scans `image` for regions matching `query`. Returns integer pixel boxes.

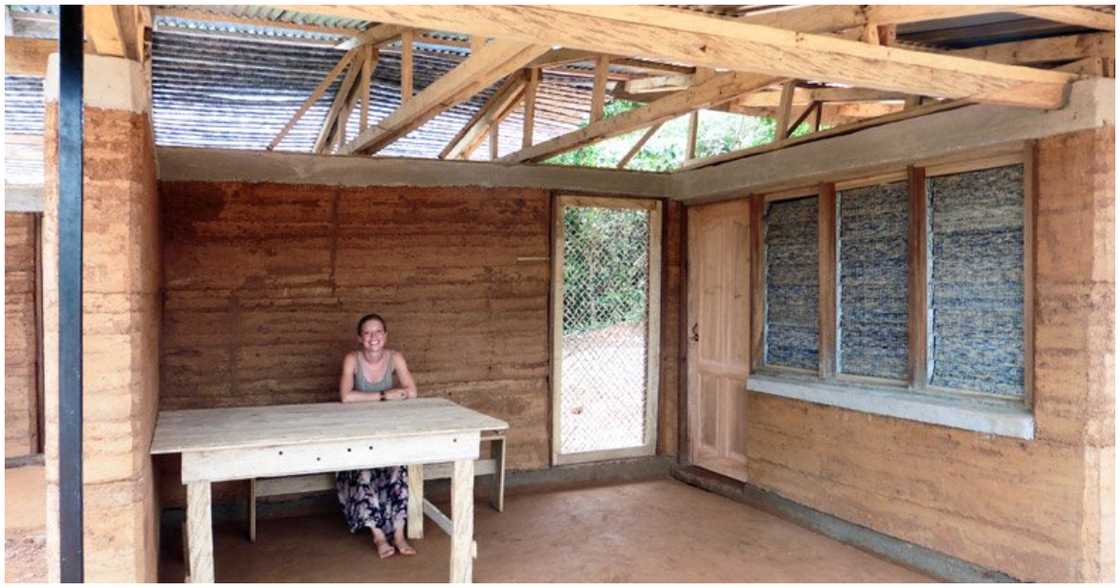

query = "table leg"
[186,481,214,583]
[449,459,475,583]
[407,463,424,539]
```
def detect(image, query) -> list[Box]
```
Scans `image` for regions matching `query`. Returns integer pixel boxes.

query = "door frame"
[550,194,663,466]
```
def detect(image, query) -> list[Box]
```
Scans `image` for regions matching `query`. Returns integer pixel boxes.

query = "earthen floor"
[159,478,932,582]
[4,464,47,583]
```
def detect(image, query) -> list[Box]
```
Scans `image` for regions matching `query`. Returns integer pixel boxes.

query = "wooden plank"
[439,72,526,159]
[268,48,359,151]
[488,437,506,512]
[522,67,539,148]
[1022,142,1037,410]
[489,123,499,160]
[340,39,549,155]
[84,5,127,57]
[737,87,908,108]
[151,398,508,454]
[407,463,424,539]
[953,33,1114,65]
[907,166,929,390]
[4,37,57,77]
[422,498,454,536]
[1056,57,1108,77]
[775,81,797,141]
[616,123,663,169]
[449,460,475,582]
[336,23,409,51]
[314,50,366,153]
[252,460,499,498]
[550,195,567,466]
[359,46,376,131]
[504,72,781,163]
[400,29,414,104]
[287,5,1076,110]
[186,482,214,583]
[686,111,699,160]
[1012,6,1114,31]
[181,432,477,483]
[749,196,766,372]
[818,183,838,379]
[590,55,610,123]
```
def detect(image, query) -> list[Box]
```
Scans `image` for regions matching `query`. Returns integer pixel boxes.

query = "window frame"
[750,145,1036,414]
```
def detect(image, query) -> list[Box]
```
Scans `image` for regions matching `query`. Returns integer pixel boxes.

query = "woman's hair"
[356,313,387,335]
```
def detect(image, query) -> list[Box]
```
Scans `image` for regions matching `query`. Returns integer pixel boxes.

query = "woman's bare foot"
[371,528,396,559]
[392,528,417,556]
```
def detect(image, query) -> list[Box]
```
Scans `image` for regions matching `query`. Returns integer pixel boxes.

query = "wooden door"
[687,199,750,481]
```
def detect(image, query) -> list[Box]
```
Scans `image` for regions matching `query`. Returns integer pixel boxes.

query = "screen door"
[551,195,661,465]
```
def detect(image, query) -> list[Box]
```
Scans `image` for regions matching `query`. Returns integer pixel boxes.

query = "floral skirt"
[336,466,409,536]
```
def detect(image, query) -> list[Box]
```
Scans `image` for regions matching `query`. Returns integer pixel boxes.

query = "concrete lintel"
[674,78,1114,203]
[5,184,44,212]
[749,374,1035,439]
[156,147,671,198]
[43,53,148,113]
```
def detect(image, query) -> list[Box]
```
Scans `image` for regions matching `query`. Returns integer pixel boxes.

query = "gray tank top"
[354,351,395,393]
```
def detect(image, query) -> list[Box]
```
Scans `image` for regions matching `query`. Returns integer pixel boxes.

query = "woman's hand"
[384,389,409,401]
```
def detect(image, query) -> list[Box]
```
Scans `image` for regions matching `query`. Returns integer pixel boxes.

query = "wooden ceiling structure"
[7,4,1116,171]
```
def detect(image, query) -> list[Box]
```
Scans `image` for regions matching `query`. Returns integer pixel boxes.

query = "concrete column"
[42,53,161,582]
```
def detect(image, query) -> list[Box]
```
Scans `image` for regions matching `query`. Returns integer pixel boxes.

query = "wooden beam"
[907,166,929,390]
[315,50,367,153]
[625,73,695,94]
[154,7,360,37]
[359,46,376,131]
[686,111,699,160]
[84,5,127,57]
[489,123,499,160]
[341,39,549,155]
[5,37,57,76]
[440,73,526,159]
[951,33,1114,65]
[775,81,797,141]
[1011,6,1114,31]
[616,123,663,169]
[287,5,1075,110]
[400,29,414,105]
[523,68,539,149]
[528,48,596,68]
[788,100,822,134]
[337,23,409,50]
[590,55,610,123]
[503,71,781,163]
[818,182,838,379]
[738,87,909,108]
[269,48,359,151]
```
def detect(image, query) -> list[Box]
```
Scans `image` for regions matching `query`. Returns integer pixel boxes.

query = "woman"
[337,313,419,558]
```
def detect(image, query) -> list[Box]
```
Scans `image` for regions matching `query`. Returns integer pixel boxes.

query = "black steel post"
[58,4,84,582]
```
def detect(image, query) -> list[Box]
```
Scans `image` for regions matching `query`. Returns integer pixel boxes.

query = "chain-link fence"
[559,205,651,455]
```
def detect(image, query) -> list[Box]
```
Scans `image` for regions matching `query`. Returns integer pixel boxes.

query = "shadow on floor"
[159,478,932,582]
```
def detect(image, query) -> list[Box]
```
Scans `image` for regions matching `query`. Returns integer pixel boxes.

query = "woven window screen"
[764,196,819,370]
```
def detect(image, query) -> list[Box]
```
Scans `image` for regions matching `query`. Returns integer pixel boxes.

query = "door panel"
[687,199,751,482]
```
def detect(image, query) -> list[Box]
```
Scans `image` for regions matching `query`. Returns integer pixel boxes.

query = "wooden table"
[150,398,509,583]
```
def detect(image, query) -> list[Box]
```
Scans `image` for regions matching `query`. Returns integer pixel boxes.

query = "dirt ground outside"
[4,464,46,582]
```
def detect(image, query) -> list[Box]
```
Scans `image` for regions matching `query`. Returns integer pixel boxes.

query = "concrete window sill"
[747,374,1034,440]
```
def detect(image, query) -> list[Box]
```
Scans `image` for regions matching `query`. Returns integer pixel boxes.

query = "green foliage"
[544,98,795,171]
[562,206,649,335]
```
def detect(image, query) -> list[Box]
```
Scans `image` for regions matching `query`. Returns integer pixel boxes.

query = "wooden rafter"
[268,47,360,151]
[359,46,376,131]
[1012,6,1114,31]
[616,123,663,169]
[287,5,1077,110]
[503,72,781,163]
[84,5,141,59]
[685,110,699,160]
[153,7,361,37]
[337,23,409,50]
[4,37,57,76]
[951,33,1114,65]
[340,39,550,155]
[775,81,797,141]
[439,71,528,160]
[590,56,610,123]
[400,29,414,104]
[315,50,368,153]
[523,68,540,149]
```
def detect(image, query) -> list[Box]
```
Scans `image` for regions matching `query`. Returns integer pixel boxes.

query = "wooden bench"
[247,432,506,542]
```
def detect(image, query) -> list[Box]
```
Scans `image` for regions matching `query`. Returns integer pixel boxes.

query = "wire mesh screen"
[559,205,651,455]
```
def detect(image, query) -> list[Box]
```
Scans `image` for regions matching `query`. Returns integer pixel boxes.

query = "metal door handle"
[690,323,699,342]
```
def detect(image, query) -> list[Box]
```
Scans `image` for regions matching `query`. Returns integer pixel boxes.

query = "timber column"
[42,53,161,582]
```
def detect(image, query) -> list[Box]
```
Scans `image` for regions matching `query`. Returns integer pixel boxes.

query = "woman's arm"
[382,352,418,400]
[338,353,367,403]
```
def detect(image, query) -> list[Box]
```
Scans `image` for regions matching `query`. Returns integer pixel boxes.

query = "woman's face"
[357,319,387,353]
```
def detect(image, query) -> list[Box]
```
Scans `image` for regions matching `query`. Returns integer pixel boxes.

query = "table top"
[150,398,509,454]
